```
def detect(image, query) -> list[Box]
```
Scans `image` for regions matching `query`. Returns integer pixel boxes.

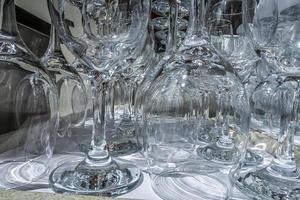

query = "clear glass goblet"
[233,73,300,200]
[136,0,250,199]
[47,0,148,196]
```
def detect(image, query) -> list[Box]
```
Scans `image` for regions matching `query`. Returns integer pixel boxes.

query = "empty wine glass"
[136,0,250,199]
[232,73,300,199]
[47,0,148,195]
[0,0,59,189]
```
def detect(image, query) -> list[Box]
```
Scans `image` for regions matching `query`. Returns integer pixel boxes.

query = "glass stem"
[86,79,112,166]
[0,0,27,54]
[271,110,297,174]
[0,0,18,37]
[185,0,208,44]
[165,0,178,55]
[44,26,63,57]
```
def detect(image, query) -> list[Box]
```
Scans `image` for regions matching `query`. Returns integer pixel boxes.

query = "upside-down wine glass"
[0,0,59,189]
[135,0,250,199]
[47,0,146,196]
[41,26,88,138]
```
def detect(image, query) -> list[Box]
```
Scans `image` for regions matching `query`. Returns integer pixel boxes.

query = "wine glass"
[41,26,88,138]
[135,0,249,199]
[231,0,300,199]
[233,73,300,200]
[47,0,148,195]
[0,0,59,189]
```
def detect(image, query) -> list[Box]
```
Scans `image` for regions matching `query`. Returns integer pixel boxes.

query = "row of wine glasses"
[0,0,299,199]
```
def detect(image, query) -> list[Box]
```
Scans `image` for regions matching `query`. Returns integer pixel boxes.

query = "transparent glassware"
[232,73,300,200]
[47,0,147,195]
[135,0,249,199]
[242,0,280,139]
[103,1,155,159]
[205,0,257,82]
[152,16,188,31]
[0,0,59,189]
[241,0,279,96]
[152,0,189,18]
[273,0,300,72]
[155,29,186,47]
[41,26,88,138]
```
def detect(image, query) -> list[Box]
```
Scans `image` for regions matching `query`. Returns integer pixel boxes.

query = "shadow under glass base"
[49,159,142,196]
[236,167,300,200]
[151,171,228,200]
[0,161,48,189]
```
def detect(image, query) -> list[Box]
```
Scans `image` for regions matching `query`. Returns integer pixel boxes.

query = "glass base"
[107,118,141,157]
[236,167,300,200]
[197,143,240,165]
[197,144,263,166]
[108,139,140,157]
[192,122,220,144]
[152,171,228,200]
[49,159,142,196]
[244,150,264,166]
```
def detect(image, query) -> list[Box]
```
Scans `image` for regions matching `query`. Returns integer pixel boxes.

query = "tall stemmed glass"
[233,74,300,199]
[102,0,156,159]
[41,26,88,138]
[0,0,59,189]
[136,0,249,199]
[231,0,300,199]
[47,0,145,196]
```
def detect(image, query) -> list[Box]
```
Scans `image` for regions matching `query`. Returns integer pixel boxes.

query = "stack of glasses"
[0,0,299,199]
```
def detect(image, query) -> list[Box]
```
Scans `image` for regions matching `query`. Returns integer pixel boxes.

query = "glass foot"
[193,123,220,144]
[236,167,300,200]
[152,171,228,200]
[108,140,140,157]
[197,143,240,165]
[49,159,142,196]
[244,150,264,166]
[107,118,141,156]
